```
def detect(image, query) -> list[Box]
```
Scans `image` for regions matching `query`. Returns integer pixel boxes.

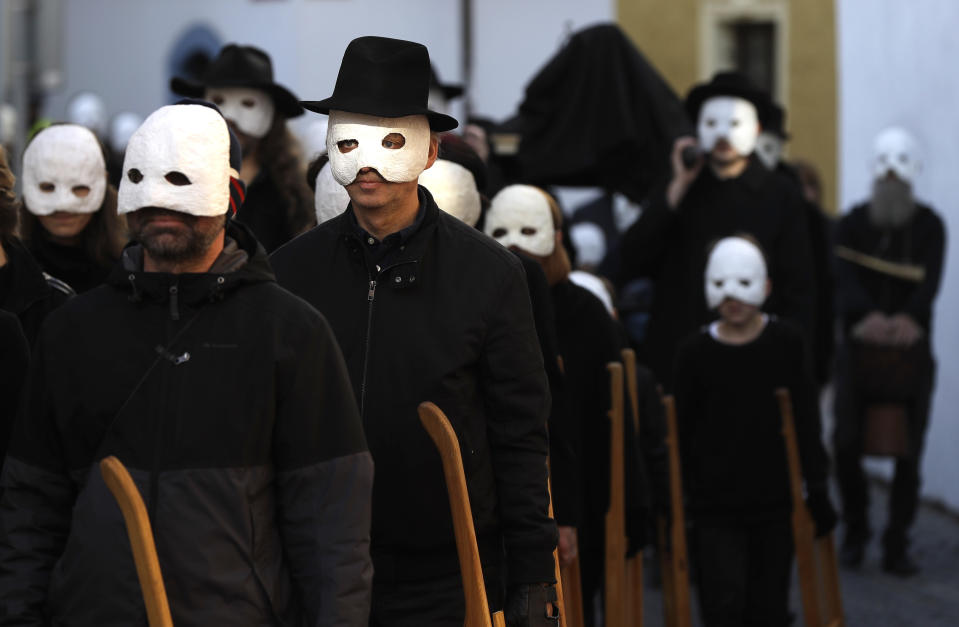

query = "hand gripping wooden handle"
[100,455,173,627]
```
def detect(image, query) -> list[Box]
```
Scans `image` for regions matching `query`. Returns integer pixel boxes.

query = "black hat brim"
[684,83,768,124]
[170,76,304,118]
[301,97,458,132]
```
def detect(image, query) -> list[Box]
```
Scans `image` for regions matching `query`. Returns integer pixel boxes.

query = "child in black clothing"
[673,235,836,627]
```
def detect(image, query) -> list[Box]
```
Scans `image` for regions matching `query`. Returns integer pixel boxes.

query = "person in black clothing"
[833,127,945,576]
[0,146,72,345]
[270,37,557,627]
[619,71,815,390]
[0,101,374,625]
[18,124,126,294]
[485,184,651,627]
[674,236,835,627]
[0,309,28,469]
[172,44,315,252]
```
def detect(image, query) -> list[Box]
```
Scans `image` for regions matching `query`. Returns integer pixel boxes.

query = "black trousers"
[832,345,935,554]
[369,565,503,627]
[694,518,793,627]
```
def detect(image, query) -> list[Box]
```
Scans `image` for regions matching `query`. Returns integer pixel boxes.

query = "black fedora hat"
[761,101,790,140]
[684,71,770,123]
[302,36,458,132]
[171,44,303,118]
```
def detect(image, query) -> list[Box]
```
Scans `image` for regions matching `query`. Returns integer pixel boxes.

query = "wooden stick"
[561,556,585,627]
[621,349,644,626]
[99,456,173,627]
[546,477,569,627]
[661,395,692,627]
[419,402,501,627]
[604,362,627,627]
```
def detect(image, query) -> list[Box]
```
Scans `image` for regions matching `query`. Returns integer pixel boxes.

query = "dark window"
[731,21,777,96]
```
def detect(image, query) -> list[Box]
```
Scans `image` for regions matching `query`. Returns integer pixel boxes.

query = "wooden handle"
[419,402,494,627]
[604,362,627,627]
[661,395,692,627]
[620,349,644,625]
[100,456,173,627]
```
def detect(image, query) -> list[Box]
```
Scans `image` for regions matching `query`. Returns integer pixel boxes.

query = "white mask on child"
[872,126,920,184]
[485,184,555,257]
[705,237,768,309]
[697,96,760,156]
[23,124,107,216]
[326,110,431,185]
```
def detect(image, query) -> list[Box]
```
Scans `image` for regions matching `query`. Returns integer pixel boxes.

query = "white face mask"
[23,125,107,216]
[118,104,236,217]
[326,110,431,186]
[697,96,759,156]
[872,127,920,184]
[205,87,275,139]
[705,237,768,309]
[484,185,555,257]
[755,131,784,170]
[314,161,351,225]
[418,159,481,227]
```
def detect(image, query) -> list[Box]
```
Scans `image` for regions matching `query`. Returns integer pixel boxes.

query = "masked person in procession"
[271,37,558,627]
[0,101,373,626]
[619,71,815,390]
[172,44,315,252]
[833,127,945,576]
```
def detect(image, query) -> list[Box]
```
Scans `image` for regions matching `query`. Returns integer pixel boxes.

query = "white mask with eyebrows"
[326,110,431,185]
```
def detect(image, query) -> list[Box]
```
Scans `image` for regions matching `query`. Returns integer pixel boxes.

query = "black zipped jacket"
[0,222,374,626]
[271,188,557,586]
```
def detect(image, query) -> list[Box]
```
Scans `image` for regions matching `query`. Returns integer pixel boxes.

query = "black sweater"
[673,318,828,521]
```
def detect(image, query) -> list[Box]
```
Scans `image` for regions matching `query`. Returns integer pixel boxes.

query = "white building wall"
[837,0,959,510]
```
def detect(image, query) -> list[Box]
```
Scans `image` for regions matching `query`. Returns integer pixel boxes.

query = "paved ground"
[636,479,959,626]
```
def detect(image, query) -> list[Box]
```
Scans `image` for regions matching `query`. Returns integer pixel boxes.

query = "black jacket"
[0,222,373,626]
[620,157,815,389]
[236,170,314,254]
[835,202,945,337]
[271,188,557,585]
[0,310,28,467]
[27,234,113,294]
[0,236,72,346]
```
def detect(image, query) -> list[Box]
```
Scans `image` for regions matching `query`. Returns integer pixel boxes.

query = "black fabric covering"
[0,310,28,469]
[513,23,691,201]
[673,318,829,522]
[27,235,112,294]
[0,236,72,346]
[235,170,307,253]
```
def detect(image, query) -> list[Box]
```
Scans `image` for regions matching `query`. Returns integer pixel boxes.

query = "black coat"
[0,310,28,467]
[835,202,945,336]
[236,170,312,253]
[0,222,373,626]
[271,188,557,586]
[0,236,72,346]
[27,234,113,294]
[620,157,815,389]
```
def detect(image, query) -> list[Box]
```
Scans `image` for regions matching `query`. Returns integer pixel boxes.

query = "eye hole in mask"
[739,279,751,287]
[730,119,741,128]
[705,118,716,128]
[382,133,405,149]
[492,227,507,238]
[338,139,358,154]
[241,98,256,108]
[165,171,191,186]
[211,95,225,105]
[72,185,91,198]
[39,182,55,193]
[899,153,909,164]
[521,227,538,236]
[127,168,143,184]
[713,280,724,288]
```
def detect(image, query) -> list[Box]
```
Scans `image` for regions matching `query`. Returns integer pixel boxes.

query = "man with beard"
[833,127,945,576]
[271,37,557,627]
[172,44,315,252]
[619,72,815,389]
[0,101,373,625]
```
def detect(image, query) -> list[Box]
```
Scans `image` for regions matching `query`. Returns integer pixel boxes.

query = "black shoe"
[839,539,865,569]
[882,552,920,577]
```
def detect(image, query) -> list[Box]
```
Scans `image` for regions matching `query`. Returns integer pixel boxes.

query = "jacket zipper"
[359,278,376,416]
[149,281,181,522]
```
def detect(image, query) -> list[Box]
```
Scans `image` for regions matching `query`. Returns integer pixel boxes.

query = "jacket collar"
[701,153,768,192]
[107,220,274,309]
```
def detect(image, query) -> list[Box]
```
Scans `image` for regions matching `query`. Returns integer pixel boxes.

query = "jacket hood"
[107,220,275,309]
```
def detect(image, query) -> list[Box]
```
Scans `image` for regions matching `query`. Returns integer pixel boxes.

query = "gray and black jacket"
[0,221,373,626]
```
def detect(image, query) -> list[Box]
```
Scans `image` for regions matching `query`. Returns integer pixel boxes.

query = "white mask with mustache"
[326,111,431,185]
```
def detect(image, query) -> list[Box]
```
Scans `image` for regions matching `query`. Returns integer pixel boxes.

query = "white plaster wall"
[837,0,959,510]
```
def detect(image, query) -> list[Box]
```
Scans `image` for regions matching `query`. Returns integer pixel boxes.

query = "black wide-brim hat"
[302,36,458,132]
[761,101,790,140]
[170,44,303,118]
[684,71,770,124]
